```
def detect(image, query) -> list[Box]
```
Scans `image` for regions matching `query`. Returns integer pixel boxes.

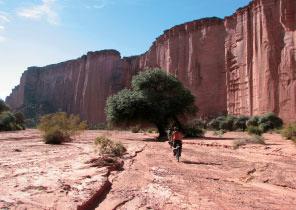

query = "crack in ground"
[89,144,147,210]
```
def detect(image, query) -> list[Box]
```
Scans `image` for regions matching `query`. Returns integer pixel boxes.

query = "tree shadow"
[181,160,222,166]
[186,136,237,141]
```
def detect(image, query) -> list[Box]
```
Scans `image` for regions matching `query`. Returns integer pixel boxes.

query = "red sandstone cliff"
[6,0,296,124]
[225,0,296,122]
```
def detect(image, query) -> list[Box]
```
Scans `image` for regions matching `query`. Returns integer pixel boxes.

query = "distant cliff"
[6,0,296,124]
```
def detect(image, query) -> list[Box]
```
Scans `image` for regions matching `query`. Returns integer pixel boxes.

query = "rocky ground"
[1,130,296,210]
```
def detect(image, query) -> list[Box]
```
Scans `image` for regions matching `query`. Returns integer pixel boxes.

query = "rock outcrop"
[225,0,296,122]
[6,0,296,124]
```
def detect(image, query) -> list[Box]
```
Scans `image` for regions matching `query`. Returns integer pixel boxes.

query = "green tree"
[106,69,197,139]
[0,99,10,113]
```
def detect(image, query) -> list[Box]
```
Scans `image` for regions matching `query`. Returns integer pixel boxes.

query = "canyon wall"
[6,50,139,124]
[6,0,296,124]
[225,0,296,122]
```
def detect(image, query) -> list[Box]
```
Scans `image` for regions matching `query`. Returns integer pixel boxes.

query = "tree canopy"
[0,100,26,131]
[0,99,10,113]
[106,69,197,138]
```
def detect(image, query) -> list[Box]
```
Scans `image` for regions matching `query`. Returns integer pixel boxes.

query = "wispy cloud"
[0,12,10,23]
[0,12,9,43]
[83,0,113,10]
[17,0,59,25]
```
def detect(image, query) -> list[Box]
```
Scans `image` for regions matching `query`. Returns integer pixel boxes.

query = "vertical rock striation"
[6,50,136,124]
[225,0,295,122]
[6,0,296,124]
[138,18,227,118]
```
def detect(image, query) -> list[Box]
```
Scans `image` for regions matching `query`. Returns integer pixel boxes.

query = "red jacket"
[172,131,182,141]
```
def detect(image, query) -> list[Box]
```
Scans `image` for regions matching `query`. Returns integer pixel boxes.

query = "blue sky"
[0,0,251,100]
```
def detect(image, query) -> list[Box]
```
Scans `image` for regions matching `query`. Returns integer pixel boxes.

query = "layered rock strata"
[6,0,296,123]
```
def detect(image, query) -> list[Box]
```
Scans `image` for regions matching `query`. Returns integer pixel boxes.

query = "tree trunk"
[173,116,184,131]
[156,124,167,141]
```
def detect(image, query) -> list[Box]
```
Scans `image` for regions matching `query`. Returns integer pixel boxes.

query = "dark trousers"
[173,140,182,156]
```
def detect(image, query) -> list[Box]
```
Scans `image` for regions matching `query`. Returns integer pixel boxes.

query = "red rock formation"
[6,0,296,124]
[225,0,296,122]
[138,18,227,118]
[6,50,135,124]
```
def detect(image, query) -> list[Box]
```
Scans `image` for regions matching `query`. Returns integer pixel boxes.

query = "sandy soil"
[1,130,296,210]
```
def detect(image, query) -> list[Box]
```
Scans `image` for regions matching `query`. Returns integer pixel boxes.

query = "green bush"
[208,116,229,130]
[247,125,263,136]
[38,112,87,144]
[0,111,25,131]
[246,116,260,127]
[183,119,205,138]
[14,112,25,127]
[0,111,16,131]
[183,126,205,138]
[0,99,10,113]
[208,118,221,130]
[258,113,283,130]
[95,136,126,157]
[233,116,249,131]
[208,115,237,131]
[281,123,296,142]
[258,122,273,133]
[0,100,26,132]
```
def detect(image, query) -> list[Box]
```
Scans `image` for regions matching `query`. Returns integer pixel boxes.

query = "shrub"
[208,116,228,130]
[14,112,25,128]
[247,125,263,136]
[0,111,16,131]
[183,119,205,138]
[258,122,273,133]
[0,100,26,132]
[213,129,226,137]
[281,123,296,142]
[147,128,155,133]
[233,116,249,131]
[95,136,126,157]
[0,99,10,113]
[246,116,260,127]
[222,115,237,130]
[43,128,70,144]
[208,115,237,131]
[258,113,283,130]
[233,135,265,149]
[183,126,205,138]
[0,111,24,131]
[131,126,141,133]
[208,118,221,130]
[38,112,87,144]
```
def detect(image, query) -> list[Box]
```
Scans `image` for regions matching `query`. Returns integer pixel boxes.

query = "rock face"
[6,0,296,124]
[225,0,296,122]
